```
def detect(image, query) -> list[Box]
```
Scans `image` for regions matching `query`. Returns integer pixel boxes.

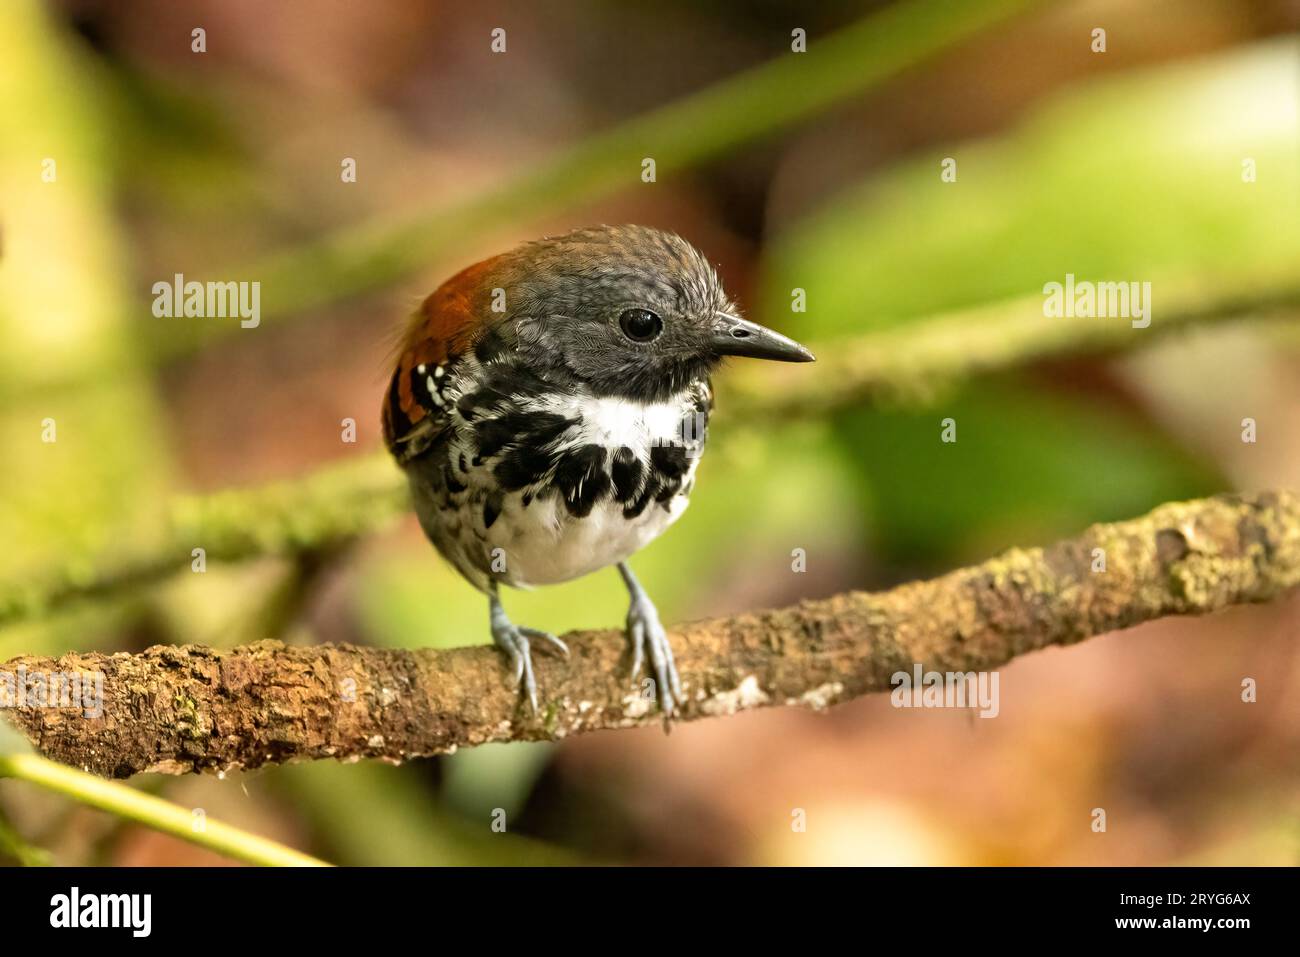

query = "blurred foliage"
[763,39,1300,330]
[761,39,1298,561]
[838,379,1221,561]
[0,0,174,583]
[0,0,1295,866]
[0,0,179,676]
[272,760,576,866]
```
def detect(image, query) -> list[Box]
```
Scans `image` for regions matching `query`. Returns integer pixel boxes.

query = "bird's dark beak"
[711,314,815,363]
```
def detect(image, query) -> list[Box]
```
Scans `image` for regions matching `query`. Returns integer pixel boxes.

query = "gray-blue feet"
[619,562,682,716]
[489,585,568,712]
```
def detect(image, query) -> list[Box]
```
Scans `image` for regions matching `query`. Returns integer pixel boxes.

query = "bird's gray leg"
[488,582,567,712]
[618,562,682,716]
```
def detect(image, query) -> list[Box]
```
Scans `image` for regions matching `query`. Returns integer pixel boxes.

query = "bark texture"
[3,490,1296,778]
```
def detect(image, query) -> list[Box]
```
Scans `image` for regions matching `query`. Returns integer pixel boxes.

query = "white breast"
[558,394,688,448]
[470,392,702,588]
[491,486,690,588]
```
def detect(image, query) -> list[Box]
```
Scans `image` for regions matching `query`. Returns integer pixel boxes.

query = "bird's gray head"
[479,225,814,402]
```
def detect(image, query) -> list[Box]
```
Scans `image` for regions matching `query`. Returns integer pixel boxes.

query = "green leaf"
[836,379,1222,563]
[762,39,1300,336]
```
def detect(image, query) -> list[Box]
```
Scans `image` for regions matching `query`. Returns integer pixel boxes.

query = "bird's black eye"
[618,307,663,343]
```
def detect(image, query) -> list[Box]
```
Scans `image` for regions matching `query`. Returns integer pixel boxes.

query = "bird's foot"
[626,589,682,717]
[489,597,567,713]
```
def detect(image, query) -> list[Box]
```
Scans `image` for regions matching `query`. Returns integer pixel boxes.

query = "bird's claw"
[491,614,566,714]
[521,627,569,658]
[627,593,682,717]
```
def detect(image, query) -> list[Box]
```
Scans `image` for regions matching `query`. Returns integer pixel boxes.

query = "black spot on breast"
[483,490,503,529]
[623,481,655,519]
[645,444,689,511]
[474,413,523,460]
[458,383,516,423]
[655,476,682,504]
[474,411,534,459]
[553,444,610,518]
[610,447,642,504]
[495,443,554,491]
[650,443,689,480]
[529,413,573,445]
[477,410,572,462]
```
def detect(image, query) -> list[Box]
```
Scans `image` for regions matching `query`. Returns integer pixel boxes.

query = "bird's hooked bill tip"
[712,314,815,363]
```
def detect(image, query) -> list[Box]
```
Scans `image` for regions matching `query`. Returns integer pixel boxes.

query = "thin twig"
[3,0,1044,403]
[0,754,329,865]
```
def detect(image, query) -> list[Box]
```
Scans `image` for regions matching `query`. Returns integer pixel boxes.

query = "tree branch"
[2,272,1295,630]
[4,490,1296,778]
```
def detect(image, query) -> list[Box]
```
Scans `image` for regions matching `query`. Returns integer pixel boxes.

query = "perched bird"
[382,225,814,715]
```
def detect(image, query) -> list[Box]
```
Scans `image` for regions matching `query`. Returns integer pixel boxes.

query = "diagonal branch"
[2,271,1295,629]
[4,490,1296,778]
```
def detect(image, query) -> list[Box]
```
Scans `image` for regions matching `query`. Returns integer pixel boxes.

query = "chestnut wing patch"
[382,256,501,463]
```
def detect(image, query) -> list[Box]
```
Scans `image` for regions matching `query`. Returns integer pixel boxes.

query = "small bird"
[381,224,814,715]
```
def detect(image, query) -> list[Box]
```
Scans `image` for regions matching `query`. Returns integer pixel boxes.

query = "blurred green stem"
[725,266,1300,421]
[0,267,1295,630]
[0,753,329,866]
[223,0,1041,335]
[2,0,1043,404]
[0,455,404,631]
